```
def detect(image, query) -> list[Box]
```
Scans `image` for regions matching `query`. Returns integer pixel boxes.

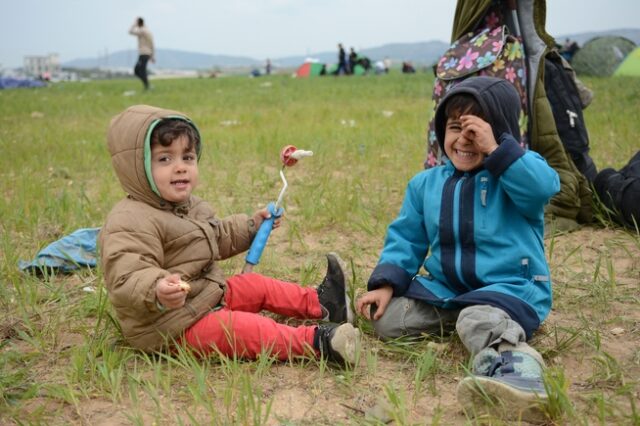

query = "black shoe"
[317,252,354,324]
[314,323,360,366]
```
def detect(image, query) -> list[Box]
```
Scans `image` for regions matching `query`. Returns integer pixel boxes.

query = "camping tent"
[295,62,325,78]
[571,36,636,77]
[614,46,640,77]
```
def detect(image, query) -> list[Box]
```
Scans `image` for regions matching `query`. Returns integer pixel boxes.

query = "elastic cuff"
[368,263,413,296]
[484,134,525,177]
[156,300,166,312]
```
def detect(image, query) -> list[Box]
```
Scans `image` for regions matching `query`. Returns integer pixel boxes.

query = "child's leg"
[455,304,544,365]
[225,272,323,319]
[455,305,547,423]
[183,307,316,360]
[372,297,459,339]
[182,308,360,365]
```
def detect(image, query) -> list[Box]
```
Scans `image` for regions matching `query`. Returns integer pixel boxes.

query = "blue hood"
[435,76,521,152]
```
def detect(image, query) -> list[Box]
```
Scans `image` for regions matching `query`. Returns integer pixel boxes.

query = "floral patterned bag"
[425,21,529,168]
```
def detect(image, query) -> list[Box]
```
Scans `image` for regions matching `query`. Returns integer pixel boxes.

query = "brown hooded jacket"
[99,105,256,351]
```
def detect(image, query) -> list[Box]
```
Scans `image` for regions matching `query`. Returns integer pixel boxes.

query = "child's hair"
[444,93,487,121]
[151,119,200,152]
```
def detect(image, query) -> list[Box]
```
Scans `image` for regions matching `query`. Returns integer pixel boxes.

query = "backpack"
[543,54,598,182]
[425,6,529,168]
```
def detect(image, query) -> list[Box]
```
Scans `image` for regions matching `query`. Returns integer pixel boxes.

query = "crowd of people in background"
[333,43,392,76]
[126,23,420,84]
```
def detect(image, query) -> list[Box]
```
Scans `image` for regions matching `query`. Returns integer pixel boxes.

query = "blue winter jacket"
[369,77,560,338]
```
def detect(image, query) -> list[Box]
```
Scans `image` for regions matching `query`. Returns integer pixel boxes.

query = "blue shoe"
[457,350,548,423]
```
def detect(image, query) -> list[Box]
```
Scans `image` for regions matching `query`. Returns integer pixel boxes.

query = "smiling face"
[443,116,486,172]
[151,135,199,203]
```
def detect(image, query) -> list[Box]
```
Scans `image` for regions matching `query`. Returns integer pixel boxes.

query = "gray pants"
[372,297,538,358]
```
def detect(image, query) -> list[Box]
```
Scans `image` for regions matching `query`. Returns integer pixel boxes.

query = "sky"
[1,0,639,68]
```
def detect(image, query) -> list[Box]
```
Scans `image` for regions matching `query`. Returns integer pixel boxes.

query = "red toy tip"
[280,145,298,167]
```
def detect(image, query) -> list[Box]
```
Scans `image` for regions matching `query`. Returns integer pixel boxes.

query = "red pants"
[183,273,322,360]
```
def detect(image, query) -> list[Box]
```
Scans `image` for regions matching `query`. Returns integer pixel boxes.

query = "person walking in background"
[265,58,272,75]
[129,17,155,90]
[348,47,358,75]
[334,43,348,76]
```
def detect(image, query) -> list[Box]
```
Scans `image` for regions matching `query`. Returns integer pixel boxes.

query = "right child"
[356,77,560,422]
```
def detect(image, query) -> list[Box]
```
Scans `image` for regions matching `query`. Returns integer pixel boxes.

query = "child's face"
[151,135,199,203]
[443,115,486,172]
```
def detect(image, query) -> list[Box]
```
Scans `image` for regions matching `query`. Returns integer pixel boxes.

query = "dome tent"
[295,61,326,78]
[614,46,640,77]
[571,36,636,77]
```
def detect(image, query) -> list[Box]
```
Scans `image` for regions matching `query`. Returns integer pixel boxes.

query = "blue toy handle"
[245,202,284,266]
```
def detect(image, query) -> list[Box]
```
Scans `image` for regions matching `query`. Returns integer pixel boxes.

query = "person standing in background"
[129,17,155,90]
[334,43,348,76]
[348,47,358,75]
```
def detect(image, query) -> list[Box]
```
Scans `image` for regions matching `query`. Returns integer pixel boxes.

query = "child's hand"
[253,208,283,229]
[460,115,499,155]
[156,273,188,310]
[356,286,393,320]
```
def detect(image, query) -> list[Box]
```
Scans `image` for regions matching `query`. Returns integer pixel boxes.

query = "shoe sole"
[457,376,548,423]
[330,323,361,365]
[327,252,355,325]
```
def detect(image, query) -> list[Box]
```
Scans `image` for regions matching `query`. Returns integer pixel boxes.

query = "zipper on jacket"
[521,257,530,279]
[480,177,488,207]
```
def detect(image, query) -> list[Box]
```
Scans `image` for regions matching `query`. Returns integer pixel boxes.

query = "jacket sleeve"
[368,175,430,296]
[484,135,560,220]
[211,213,257,260]
[100,213,168,313]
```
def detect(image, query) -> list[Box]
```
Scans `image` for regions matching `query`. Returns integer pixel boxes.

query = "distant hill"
[272,40,450,68]
[62,28,640,71]
[62,42,450,71]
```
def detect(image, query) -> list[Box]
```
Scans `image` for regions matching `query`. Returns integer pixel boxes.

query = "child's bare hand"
[460,115,498,155]
[356,286,393,320]
[156,273,188,309]
[253,208,283,229]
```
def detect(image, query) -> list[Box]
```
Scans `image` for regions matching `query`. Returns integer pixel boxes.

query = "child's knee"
[372,308,405,340]
[456,305,526,355]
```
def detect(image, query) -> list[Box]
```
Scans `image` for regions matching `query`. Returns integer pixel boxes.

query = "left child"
[99,104,360,365]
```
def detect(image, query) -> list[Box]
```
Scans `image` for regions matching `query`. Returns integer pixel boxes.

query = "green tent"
[295,62,325,77]
[571,36,636,77]
[614,46,640,77]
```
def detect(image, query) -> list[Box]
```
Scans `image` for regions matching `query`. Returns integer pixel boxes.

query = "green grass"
[1,72,639,424]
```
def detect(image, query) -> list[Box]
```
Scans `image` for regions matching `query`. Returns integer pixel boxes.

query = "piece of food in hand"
[178,280,191,293]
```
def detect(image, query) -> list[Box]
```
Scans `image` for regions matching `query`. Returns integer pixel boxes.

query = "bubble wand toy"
[242,145,313,273]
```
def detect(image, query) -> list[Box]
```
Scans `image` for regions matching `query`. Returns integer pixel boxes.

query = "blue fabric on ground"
[0,77,46,89]
[19,228,100,274]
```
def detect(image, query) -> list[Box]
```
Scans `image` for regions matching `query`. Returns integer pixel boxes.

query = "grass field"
[1,72,639,424]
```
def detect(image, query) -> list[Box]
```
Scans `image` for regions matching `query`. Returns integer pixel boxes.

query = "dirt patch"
[2,226,639,424]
